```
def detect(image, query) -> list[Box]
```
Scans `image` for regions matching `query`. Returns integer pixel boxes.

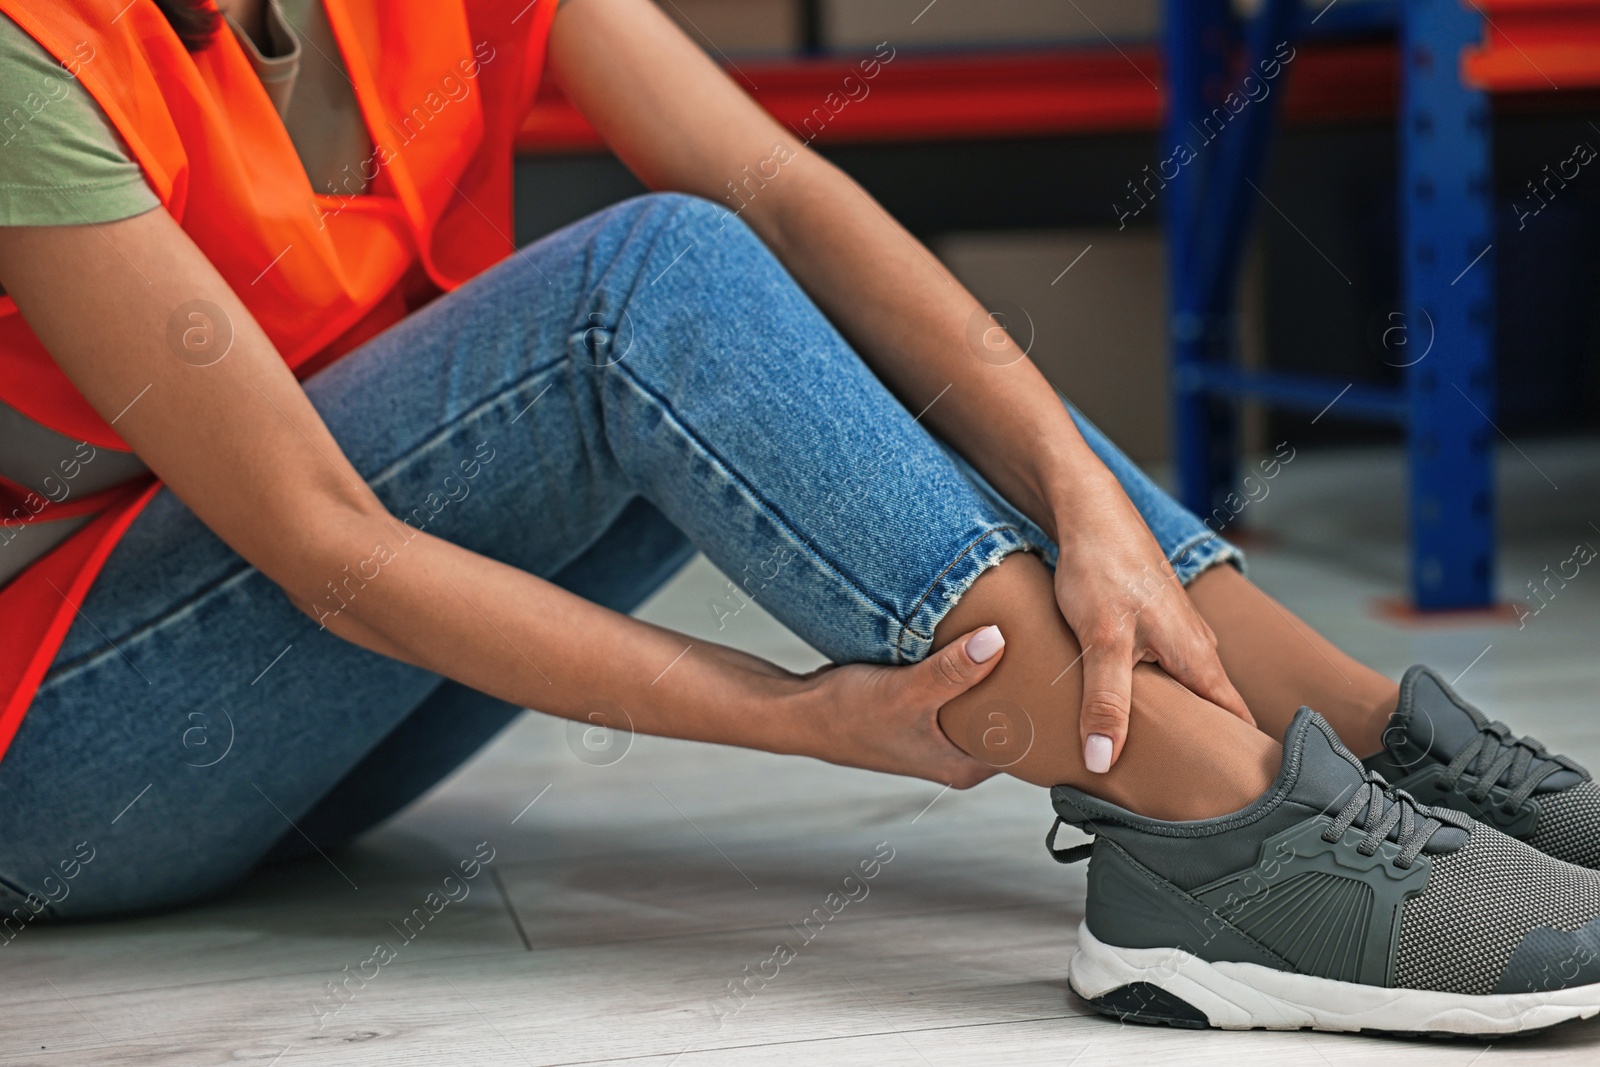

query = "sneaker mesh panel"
[1394,825,1600,995]
[1527,781,1600,870]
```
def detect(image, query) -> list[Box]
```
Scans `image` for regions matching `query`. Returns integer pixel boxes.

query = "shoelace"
[1323,773,1471,869]
[1440,721,1588,812]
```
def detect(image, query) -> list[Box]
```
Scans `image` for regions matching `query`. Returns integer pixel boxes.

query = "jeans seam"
[604,361,907,633]
[362,362,567,490]
[1167,528,1245,584]
[894,525,1032,664]
[41,563,262,686]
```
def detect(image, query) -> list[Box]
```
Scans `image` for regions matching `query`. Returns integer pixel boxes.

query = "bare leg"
[933,553,1280,821]
[1186,564,1398,755]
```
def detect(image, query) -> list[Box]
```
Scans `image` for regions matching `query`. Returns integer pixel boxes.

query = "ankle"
[1334,684,1401,759]
[1103,734,1281,823]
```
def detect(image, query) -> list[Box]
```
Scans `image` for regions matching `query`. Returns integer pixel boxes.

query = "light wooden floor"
[7,441,1600,1065]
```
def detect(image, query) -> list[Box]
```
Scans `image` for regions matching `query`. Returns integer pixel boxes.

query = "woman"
[2,0,1599,1037]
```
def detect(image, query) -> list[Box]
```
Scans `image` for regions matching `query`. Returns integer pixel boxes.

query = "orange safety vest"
[0,0,559,759]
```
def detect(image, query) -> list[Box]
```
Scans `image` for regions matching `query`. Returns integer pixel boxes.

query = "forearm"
[287,510,805,754]
[748,154,1109,543]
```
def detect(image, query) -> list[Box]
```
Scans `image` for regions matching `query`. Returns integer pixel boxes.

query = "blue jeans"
[0,194,1238,918]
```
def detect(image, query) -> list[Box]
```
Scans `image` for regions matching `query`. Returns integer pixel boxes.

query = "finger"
[1078,637,1133,773]
[1160,638,1255,726]
[918,625,1006,702]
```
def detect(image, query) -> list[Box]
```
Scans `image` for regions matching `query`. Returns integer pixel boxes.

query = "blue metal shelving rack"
[1162,0,1497,609]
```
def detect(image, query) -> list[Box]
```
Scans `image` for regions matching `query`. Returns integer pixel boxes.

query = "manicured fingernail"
[966,625,1004,663]
[1084,733,1113,774]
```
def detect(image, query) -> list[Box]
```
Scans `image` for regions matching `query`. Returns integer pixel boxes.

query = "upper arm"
[0,207,383,593]
[546,0,822,219]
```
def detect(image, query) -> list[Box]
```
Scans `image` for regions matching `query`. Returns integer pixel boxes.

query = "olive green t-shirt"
[0,0,370,227]
[0,18,158,225]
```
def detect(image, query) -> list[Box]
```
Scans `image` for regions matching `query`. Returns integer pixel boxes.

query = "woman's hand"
[787,626,1009,788]
[1051,470,1254,773]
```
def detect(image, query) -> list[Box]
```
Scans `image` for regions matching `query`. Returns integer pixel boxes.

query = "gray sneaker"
[1049,708,1600,1036]
[1366,665,1600,869]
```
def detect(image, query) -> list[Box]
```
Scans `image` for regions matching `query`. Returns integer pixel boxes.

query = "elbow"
[268,500,414,632]
[285,587,334,631]
[756,148,843,260]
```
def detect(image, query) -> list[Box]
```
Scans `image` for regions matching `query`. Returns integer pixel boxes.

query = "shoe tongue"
[1393,666,1582,793]
[1281,706,1370,812]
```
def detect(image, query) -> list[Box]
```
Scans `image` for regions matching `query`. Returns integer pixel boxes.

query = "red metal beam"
[1462,0,1600,93]
[517,42,1400,155]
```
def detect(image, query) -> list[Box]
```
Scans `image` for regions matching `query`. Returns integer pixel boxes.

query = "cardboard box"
[824,0,1159,50]
[653,0,802,54]
[937,230,1263,464]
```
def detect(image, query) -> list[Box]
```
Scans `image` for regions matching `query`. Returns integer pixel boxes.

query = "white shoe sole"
[1070,922,1600,1037]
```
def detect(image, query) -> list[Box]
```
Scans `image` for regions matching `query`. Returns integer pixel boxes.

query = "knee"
[604,191,768,273]
[571,192,773,365]
[594,191,737,243]
[632,190,743,232]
